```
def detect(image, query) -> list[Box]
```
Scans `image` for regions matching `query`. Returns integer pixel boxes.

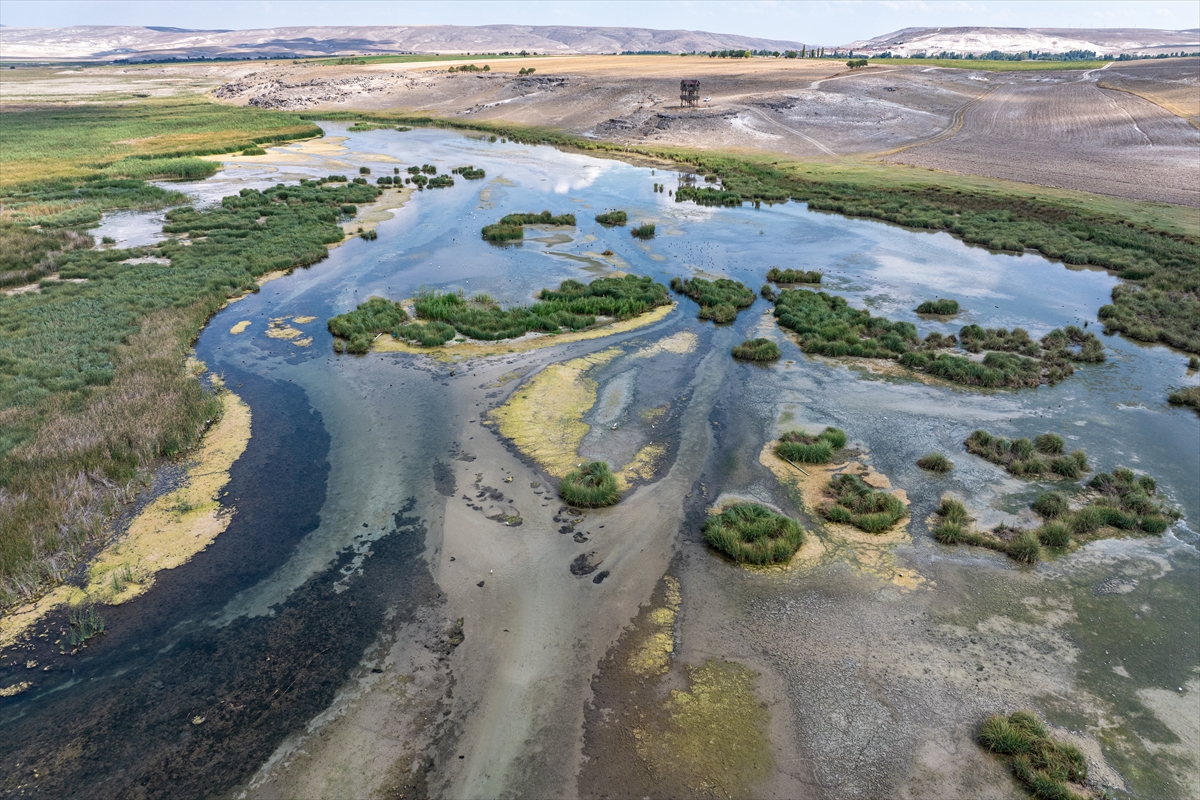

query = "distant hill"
[844,27,1200,57]
[0,24,809,61]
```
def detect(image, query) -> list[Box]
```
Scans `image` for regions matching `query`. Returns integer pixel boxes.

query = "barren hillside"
[0,24,808,61]
[846,26,1200,56]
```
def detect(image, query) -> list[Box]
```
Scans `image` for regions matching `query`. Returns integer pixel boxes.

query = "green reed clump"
[328,296,409,354]
[482,210,575,240]
[964,429,1089,479]
[674,185,743,206]
[451,165,486,179]
[1084,467,1181,533]
[703,503,805,565]
[481,223,523,241]
[1038,521,1072,549]
[979,711,1088,800]
[931,497,977,545]
[774,288,920,359]
[732,338,781,361]
[595,210,628,226]
[1006,529,1042,563]
[1189,355,1200,371]
[67,605,106,647]
[822,473,907,533]
[670,276,754,323]
[396,321,456,346]
[775,426,845,464]
[1168,385,1200,411]
[427,175,454,188]
[915,298,959,315]
[631,223,656,239]
[917,452,954,473]
[1041,325,1106,363]
[560,461,620,507]
[1032,492,1069,518]
[767,267,822,284]
[760,283,778,301]
[959,325,1040,355]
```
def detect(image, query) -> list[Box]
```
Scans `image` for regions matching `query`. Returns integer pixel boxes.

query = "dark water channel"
[1,125,1197,798]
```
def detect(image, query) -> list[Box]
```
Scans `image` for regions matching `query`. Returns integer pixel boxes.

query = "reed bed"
[670,276,754,323]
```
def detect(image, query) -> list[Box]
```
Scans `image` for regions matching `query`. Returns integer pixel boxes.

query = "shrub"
[1032,492,1069,518]
[703,503,805,564]
[915,298,959,315]
[917,452,954,473]
[631,223,656,239]
[595,210,627,226]
[732,338,781,361]
[340,204,357,215]
[560,461,620,507]
[1038,521,1072,548]
[328,296,409,354]
[823,474,906,533]
[360,229,378,240]
[359,166,370,175]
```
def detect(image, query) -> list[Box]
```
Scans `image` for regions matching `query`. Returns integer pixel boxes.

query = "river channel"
[1,124,1197,800]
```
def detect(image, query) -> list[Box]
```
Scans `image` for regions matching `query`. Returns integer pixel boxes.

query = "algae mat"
[489,349,622,478]
[0,392,252,651]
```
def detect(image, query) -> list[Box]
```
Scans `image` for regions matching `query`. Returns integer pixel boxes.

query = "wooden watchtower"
[680,79,700,108]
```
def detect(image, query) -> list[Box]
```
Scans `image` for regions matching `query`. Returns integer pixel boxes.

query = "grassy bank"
[301,111,1200,355]
[0,100,337,606]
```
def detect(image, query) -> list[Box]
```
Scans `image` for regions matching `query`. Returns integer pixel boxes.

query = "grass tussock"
[822,473,907,533]
[917,452,954,473]
[560,461,620,508]
[965,429,1089,479]
[703,503,805,565]
[1168,385,1200,411]
[631,223,656,239]
[328,297,409,354]
[595,210,627,226]
[978,711,1089,800]
[916,298,959,315]
[732,338,781,361]
[766,267,822,284]
[670,276,755,323]
[775,426,846,464]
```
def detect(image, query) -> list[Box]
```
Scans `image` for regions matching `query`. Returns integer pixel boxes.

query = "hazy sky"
[1,1,1196,45]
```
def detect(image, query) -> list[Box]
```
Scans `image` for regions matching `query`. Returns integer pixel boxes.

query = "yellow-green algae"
[626,575,681,677]
[0,392,252,649]
[633,659,773,797]
[489,348,622,478]
[373,302,676,363]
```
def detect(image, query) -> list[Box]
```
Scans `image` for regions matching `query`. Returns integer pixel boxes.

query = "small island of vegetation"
[451,165,486,179]
[775,426,847,464]
[1168,385,1200,411]
[732,338,781,361]
[766,267,822,284]
[560,461,620,507]
[595,210,628,226]
[915,298,959,315]
[481,210,577,241]
[917,452,954,473]
[821,473,908,533]
[965,430,1089,478]
[773,288,1105,388]
[631,223,656,239]
[670,276,755,323]
[703,503,805,565]
[328,275,670,353]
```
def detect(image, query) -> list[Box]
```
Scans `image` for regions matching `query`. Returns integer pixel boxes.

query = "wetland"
[1,123,1198,800]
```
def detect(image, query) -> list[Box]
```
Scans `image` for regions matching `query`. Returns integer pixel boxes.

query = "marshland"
[0,119,1197,800]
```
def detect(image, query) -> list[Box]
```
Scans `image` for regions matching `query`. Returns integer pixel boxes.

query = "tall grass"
[670,276,754,323]
[595,210,628,226]
[915,299,959,315]
[766,268,822,284]
[560,462,620,507]
[732,338,781,361]
[631,223,656,239]
[822,474,907,533]
[1168,385,1200,410]
[978,711,1088,800]
[703,503,805,564]
[327,297,409,354]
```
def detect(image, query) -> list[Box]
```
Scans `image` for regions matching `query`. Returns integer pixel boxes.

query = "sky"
[0,1,1196,45]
